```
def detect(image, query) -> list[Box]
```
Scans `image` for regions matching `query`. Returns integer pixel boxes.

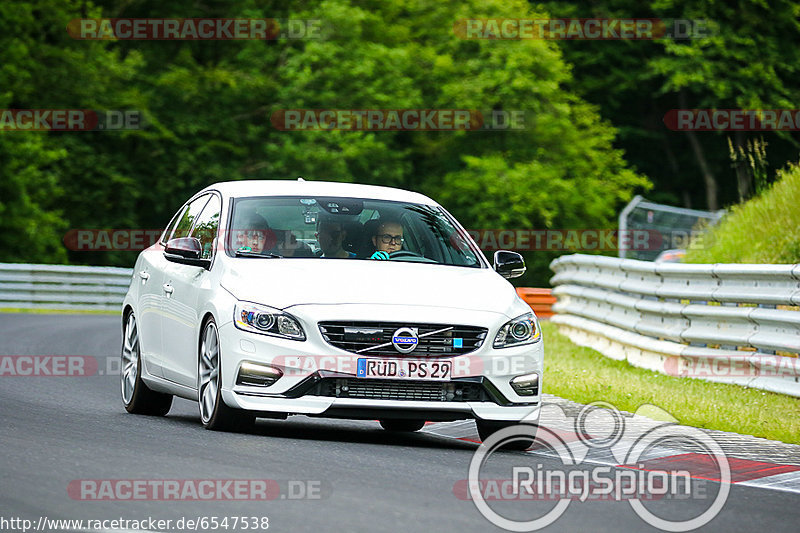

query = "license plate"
[356,358,452,381]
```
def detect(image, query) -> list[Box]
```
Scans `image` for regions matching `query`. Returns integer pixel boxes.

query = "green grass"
[542,322,800,444]
[684,161,800,263]
[0,307,119,315]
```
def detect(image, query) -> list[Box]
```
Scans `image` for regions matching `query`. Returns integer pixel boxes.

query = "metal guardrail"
[0,263,558,320]
[0,263,132,311]
[550,254,800,397]
[6,258,797,396]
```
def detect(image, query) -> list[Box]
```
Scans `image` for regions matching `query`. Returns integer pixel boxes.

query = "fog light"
[236,362,282,387]
[510,373,539,396]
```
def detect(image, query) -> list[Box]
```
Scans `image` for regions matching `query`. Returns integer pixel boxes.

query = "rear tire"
[379,419,426,432]
[121,312,173,416]
[198,318,255,432]
[476,420,537,451]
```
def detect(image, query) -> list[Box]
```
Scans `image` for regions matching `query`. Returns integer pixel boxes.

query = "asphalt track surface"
[1,313,799,533]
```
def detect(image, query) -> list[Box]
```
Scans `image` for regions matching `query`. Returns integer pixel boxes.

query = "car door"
[136,205,187,378]
[160,193,219,388]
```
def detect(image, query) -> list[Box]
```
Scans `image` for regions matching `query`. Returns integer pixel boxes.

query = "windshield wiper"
[234,250,283,258]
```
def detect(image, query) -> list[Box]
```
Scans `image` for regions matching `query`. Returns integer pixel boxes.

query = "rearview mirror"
[493,250,525,279]
[164,237,211,269]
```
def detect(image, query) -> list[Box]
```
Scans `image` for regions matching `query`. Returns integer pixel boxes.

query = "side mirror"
[164,237,211,269]
[493,250,526,279]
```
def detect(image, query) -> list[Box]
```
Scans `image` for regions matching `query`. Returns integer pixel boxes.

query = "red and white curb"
[422,399,800,495]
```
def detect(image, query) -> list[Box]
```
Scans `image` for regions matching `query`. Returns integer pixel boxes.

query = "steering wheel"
[388,250,422,259]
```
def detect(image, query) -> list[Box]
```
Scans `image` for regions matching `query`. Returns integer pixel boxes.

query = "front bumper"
[217,304,543,424]
[223,391,540,422]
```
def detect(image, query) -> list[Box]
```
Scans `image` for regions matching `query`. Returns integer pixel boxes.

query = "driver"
[317,217,356,259]
[370,219,404,260]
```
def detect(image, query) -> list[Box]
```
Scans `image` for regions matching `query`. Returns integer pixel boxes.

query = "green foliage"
[0,0,109,262]
[0,0,648,284]
[3,0,800,279]
[684,160,800,263]
[539,0,800,210]
[0,136,67,263]
[649,0,800,110]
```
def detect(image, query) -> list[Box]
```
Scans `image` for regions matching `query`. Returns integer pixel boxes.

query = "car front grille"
[318,321,488,356]
[312,378,488,402]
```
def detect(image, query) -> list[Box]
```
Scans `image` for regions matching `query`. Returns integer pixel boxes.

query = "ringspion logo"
[467,402,730,531]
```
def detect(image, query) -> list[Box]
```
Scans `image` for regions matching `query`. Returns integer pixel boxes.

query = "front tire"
[476,420,537,451]
[198,318,255,432]
[121,312,172,416]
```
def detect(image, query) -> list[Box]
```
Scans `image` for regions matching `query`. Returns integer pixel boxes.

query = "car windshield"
[227,196,482,268]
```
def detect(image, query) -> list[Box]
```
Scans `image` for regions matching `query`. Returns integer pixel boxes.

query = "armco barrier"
[0,263,558,319]
[549,254,800,397]
[0,263,132,311]
[516,287,555,319]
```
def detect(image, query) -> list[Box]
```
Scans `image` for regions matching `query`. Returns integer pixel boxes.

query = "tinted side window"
[171,195,210,241]
[191,195,221,260]
[161,205,187,245]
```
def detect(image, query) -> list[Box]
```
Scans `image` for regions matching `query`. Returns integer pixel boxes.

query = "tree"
[538,0,800,211]
[2,0,649,287]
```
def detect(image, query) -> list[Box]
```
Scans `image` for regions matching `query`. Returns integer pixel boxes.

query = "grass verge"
[542,322,800,444]
[684,160,800,263]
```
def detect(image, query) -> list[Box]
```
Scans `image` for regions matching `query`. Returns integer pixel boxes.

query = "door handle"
[162,283,174,295]
[138,271,150,281]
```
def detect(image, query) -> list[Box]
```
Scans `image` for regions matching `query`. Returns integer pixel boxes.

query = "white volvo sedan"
[121,180,542,444]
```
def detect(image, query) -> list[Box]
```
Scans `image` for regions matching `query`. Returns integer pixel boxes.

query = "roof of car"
[201,180,438,206]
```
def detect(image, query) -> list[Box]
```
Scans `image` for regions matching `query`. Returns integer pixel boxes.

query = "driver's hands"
[370,251,390,260]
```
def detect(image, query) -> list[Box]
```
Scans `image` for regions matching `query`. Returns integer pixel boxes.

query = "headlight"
[493,312,541,348]
[234,301,306,341]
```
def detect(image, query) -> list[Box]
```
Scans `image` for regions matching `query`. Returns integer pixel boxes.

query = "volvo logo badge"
[391,327,419,354]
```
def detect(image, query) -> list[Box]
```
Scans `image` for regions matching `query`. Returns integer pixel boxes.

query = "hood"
[220,258,522,317]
